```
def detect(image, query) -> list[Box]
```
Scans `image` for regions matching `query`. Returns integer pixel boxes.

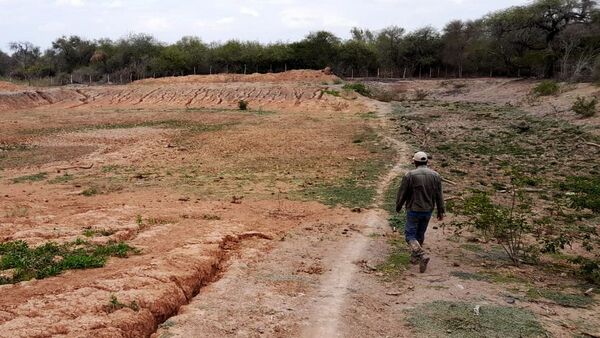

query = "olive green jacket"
[396,165,445,215]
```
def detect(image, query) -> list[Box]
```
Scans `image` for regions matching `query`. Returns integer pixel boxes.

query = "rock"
[386,291,401,296]
[506,297,516,304]
[453,262,460,267]
[178,196,190,202]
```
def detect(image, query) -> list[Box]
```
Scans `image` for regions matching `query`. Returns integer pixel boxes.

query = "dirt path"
[302,101,409,337]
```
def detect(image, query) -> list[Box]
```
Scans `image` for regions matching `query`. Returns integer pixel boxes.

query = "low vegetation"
[406,301,546,337]
[12,172,47,183]
[238,100,248,111]
[571,96,597,118]
[532,80,560,96]
[0,240,138,285]
[342,83,370,96]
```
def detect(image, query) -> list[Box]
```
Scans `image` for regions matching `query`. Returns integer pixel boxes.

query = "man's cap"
[413,151,429,163]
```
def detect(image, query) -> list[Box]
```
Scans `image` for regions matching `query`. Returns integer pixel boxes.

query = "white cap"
[413,151,429,163]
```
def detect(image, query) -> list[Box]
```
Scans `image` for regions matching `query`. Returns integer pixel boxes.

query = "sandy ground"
[1,73,598,337]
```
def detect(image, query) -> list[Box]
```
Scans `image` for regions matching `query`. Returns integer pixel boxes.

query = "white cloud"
[240,7,260,17]
[196,16,236,30]
[136,17,170,32]
[280,8,357,29]
[56,0,85,7]
[102,0,123,8]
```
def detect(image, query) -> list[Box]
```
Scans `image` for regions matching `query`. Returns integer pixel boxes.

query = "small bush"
[532,80,559,96]
[12,172,47,183]
[342,83,370,96]
[572,96,597,118]
[571,256,600,285]
[414,89,429,101]
[238,100,248,110]
[322,89,340,97]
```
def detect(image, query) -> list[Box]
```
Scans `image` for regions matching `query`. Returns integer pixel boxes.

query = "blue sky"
[0,0,531,53]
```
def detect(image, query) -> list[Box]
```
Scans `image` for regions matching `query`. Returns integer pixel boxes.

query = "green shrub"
[532,80,559,96]
[342,83,370,96]
[0,240,138,284]
[322,89,340,97]
[571,256,600,285]
[12,172,47,183]
[414,89,429,101]
[572,96,597,118]
[559,176,600,213]
[238,100,248,110]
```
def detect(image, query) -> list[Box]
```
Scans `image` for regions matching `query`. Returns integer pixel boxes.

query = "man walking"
[396,151,445,273]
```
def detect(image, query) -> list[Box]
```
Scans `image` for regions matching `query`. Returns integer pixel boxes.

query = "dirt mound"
[0,81,26,92]
[0,82,361,113]
[134,69,340,85]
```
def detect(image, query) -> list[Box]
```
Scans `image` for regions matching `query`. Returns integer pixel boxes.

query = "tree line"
[1,0,599,85]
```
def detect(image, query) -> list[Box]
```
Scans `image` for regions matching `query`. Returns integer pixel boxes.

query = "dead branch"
[445,196,464,202]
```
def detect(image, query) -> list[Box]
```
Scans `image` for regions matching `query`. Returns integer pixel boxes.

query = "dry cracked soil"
[0,72,599,338]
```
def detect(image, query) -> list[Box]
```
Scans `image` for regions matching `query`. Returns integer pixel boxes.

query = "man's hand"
[437,214,444,221]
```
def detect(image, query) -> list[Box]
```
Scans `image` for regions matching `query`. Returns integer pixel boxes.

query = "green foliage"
[12,172,47,183]
[414,89,429,101]
[105,295,140,313]
[377,238,411,277]
[527,288,594,308]
[342,83,370,96]
[571,256,600,285]
[532,80,559,96]
[238,100,248,111]
[456,179,533,265]
[572,96,597,118]
[559,176,600,213]
[321,89,340,97]
[406,301,546,338]
[81,187,99,196]
[0,240,138,284]
[48,173,74,184]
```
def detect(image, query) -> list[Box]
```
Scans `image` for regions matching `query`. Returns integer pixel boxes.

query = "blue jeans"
[405,210,433,246]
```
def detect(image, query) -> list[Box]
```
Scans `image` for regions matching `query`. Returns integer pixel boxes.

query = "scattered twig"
[445,196,464,202]
[442,178,457,185]
[584,142,600,148]
[56,164,94,172]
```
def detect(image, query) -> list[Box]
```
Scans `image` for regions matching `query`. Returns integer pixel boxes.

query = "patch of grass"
[342,83,370,96]
[238,100,248,110]
[302,129,393,209]
[527,288,594,308]
[572,96,597,118]
[559,176,600,213]
[532,80,559,96]
[377,238,411,277]
[104,295,140,313]
[83,228,116,237]
[12,172,47,183]
[0,240,138,284]
[461,243,484,252]
[451,271,490,281]
[322,89,340,97]
[406,301,546,338]
[48,173,74,184]
[359,111,378,119]
[81,187,99,197]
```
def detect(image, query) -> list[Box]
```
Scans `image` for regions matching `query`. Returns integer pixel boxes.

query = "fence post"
[193,67,196,75]
[244,64,247,75]
[210,66,212,75]
[70,74,73,84]
[403,67,407,79]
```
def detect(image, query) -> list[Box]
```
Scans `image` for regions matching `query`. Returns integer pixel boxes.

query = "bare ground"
[1,74,598,337]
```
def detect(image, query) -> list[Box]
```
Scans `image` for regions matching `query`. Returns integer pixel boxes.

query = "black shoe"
[410,256,420,265]
[419,257,430,273]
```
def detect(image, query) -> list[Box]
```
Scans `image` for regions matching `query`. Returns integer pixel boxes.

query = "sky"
[0,0,532,53]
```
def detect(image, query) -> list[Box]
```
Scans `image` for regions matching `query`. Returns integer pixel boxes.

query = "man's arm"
[396,174,410,213]
[435,175,445,220]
